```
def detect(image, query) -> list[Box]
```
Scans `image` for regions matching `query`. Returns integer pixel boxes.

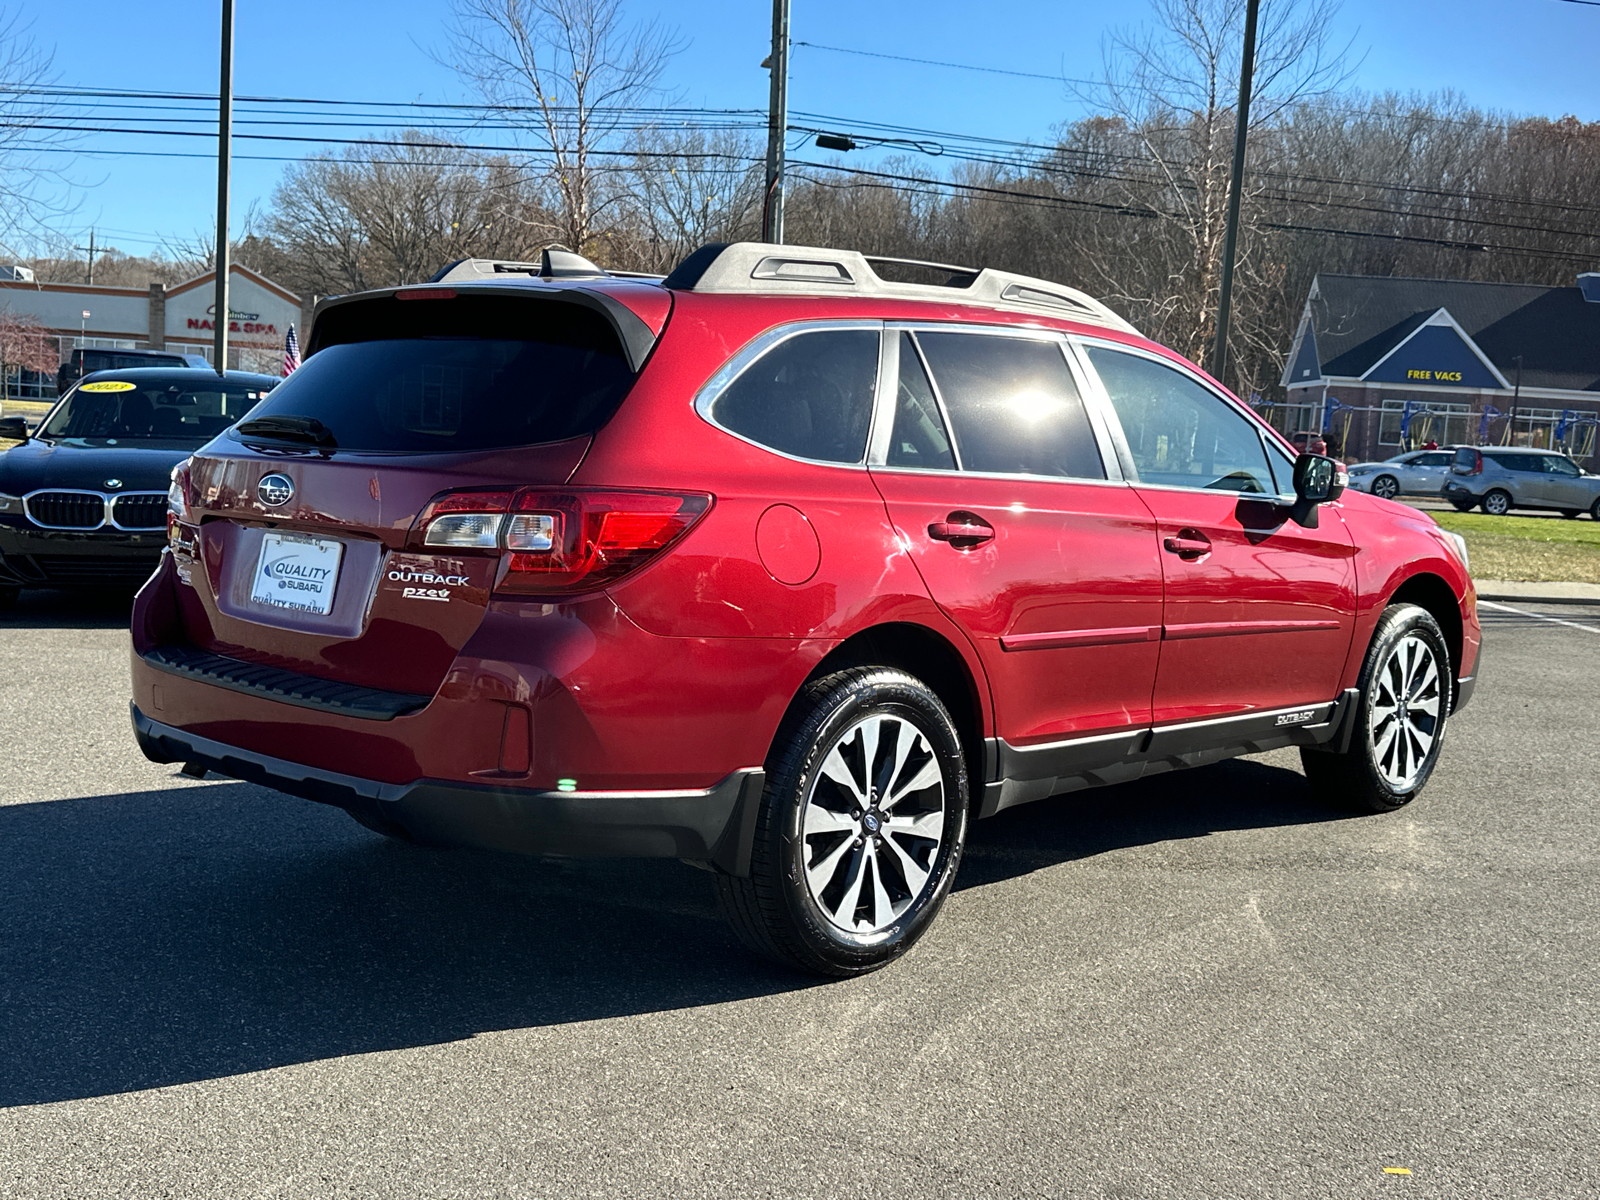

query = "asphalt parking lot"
[1,591,1596,1199]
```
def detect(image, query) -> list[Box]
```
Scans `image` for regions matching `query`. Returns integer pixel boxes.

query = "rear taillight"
[411,488,711,596]
[167,458,192,542]
[418,490,514,549]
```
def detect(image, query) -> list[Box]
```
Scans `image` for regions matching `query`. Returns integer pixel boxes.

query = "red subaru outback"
[131,243,1479,976]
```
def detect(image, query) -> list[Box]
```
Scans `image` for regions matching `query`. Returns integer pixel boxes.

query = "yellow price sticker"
[1382,1167,1413,1175]
[79,380,138,393]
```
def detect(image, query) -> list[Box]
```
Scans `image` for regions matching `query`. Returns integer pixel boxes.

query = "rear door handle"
[1163,533,1212,559]
[929,513,995,545]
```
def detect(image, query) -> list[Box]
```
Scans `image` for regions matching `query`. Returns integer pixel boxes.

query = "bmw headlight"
[0,492,21,515]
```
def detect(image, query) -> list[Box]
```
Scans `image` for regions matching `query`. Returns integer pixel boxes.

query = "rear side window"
[1452,447,1478,471]
[915,332,1104,479]
[886,333,956,470]
[1486,452,1540,473]
[1086,345,1273,493]
[709,329,879,464]
[233,295,635,454]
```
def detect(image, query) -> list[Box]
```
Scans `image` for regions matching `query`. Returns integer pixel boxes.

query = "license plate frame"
[249,531,344,616]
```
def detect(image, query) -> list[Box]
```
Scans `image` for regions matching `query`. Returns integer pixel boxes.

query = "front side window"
[1085,346,1274,493]
[1543,455,1581,477]
[710,328,879,464]
[914,332,1104,479]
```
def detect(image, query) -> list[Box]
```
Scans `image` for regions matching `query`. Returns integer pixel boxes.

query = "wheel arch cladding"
[778,622,988,802]
[1388,573,1463,697]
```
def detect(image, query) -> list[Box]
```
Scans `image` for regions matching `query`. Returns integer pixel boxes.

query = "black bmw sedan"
[0,367,280,607]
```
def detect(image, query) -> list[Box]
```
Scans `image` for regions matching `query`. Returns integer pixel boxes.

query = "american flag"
[283,324,301,376]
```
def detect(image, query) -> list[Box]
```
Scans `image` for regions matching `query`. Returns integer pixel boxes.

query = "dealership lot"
[1,591,1596,1199]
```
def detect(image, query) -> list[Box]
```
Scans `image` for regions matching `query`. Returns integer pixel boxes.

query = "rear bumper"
[132,704,767,873]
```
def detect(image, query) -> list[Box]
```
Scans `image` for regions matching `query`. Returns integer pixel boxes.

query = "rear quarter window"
[707,328,879,464]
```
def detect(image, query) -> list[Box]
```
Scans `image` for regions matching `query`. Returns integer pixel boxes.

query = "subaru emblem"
[258,473,295,507]
[103,478,122,490]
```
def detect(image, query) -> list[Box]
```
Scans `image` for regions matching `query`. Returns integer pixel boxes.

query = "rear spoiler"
[305,283,662,374]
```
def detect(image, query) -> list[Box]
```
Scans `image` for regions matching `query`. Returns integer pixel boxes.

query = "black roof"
[1298,274,1600,393]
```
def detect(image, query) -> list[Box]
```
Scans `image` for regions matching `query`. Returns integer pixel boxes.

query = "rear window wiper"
[236,414,337,448]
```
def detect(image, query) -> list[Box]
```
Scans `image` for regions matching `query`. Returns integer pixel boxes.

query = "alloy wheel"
[801,713,946,934]
[1373,476,1400,500]
[1483,490,1511,515]
[1369,633,1444,791]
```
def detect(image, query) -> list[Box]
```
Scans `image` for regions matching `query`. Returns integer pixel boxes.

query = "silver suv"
[1442,446,1600,518]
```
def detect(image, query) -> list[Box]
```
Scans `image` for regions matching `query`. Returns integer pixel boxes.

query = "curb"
[1476,581,1600,607]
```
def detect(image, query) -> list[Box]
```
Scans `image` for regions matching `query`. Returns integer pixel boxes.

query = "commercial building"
[1279,272,1600,465]
[0,265,310,399]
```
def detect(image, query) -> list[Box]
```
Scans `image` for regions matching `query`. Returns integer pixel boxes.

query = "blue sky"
[18,0,1600,260]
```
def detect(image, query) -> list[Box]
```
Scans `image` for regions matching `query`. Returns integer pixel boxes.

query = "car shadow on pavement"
[957,756,1352,888]
[0,756,1347,1108]
[0,587,136,629]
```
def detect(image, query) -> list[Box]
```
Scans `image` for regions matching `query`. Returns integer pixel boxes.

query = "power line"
[792,41,1084,84]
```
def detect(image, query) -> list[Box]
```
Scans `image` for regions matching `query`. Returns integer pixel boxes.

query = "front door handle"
[1163,532,1212,559]
[929,512,995,546]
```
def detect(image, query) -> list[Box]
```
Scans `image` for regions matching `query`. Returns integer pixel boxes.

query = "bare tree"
[1073,0,1354,386]
[261,135,554,295]
[0,8,78,262]
[618,128,763,272]
[447,0,681,256]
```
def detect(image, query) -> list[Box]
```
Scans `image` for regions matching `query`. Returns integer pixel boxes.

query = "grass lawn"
[1428,509,1600,583]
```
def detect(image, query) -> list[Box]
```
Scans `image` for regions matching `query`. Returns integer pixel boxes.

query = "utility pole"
[213,0,234,377]
[72,230,97,285]
[1507,354,1524,445]
[1209,0,1260,386]
[761,0,790,244]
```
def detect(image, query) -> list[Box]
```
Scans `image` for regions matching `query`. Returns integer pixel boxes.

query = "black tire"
[1371,475,1401,500]
[1562,510,1582,520]
[1301,603,1451,815]
[1480,489,1512,515]
[0,585,18,611]
[715,666,969,977]
[1451,502,1475,513]
[1591,498,1600,521]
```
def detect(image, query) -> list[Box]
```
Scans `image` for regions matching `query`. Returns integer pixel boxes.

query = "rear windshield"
[231,295,635,454]
[40,374,274,447]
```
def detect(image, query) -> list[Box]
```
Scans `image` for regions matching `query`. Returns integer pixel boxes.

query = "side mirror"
[0,417,29,442]
[1289,453,1345,528]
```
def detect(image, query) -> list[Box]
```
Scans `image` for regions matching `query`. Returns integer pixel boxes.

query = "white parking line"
[1479,599,1600,634]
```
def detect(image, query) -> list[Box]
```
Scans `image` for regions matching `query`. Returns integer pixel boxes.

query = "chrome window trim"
[872,321,1122,484]
[1070,334,1294,501]
[21,487,168,531]
[691,319,884,470]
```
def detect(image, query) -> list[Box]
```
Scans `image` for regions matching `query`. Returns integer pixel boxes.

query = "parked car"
[0,367,279,605]
[1345,448,1460,499]
[1441,446,1600,517]
[56,347,210,396]
[129,244,1480,977]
